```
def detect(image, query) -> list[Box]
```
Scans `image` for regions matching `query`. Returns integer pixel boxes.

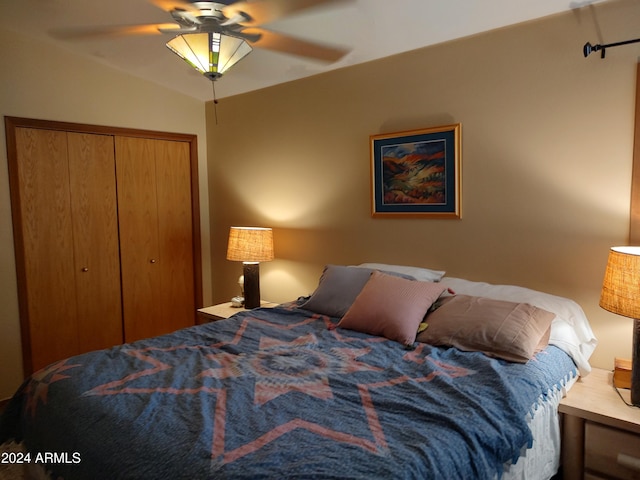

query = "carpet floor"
[0,441,52,480]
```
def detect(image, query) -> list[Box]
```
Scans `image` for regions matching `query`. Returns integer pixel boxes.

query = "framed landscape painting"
[370,124,461,218]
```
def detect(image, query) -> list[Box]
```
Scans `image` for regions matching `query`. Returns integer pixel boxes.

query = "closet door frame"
[5,116,203,374]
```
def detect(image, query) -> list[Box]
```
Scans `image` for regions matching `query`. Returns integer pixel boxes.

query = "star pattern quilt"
[0,303,576,479]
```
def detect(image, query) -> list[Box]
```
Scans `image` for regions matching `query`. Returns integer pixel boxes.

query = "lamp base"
[632,319,640,406]
[243,263,261,309]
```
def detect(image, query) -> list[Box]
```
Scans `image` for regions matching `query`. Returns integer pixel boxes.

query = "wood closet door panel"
[116,136,196,341]
[155,139,196,333]
[67,133,123,352]
[115,137,162,342]
[13,128,79,371]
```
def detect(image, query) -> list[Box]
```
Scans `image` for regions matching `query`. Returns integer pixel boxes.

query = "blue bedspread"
[0,303,576,479]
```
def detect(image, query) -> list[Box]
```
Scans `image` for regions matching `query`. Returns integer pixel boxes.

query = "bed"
[0,264,597,479]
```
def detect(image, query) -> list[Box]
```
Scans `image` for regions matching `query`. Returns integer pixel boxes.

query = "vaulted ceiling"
[0,0,606,101]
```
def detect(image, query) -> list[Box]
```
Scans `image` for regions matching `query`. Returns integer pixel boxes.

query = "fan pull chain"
[212,81,219,125]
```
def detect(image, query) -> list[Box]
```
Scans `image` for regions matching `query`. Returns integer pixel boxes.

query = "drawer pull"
[617,453,640,472]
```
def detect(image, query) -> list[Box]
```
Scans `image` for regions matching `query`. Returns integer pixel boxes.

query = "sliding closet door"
[115,136,196,342]
[67,132,123,353]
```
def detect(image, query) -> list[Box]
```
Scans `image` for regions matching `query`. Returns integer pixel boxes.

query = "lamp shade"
[600,246,640,319]
[226,227,274,263]
[166,32,252,81]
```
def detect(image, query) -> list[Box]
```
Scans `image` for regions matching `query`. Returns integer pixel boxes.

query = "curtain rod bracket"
[584,37,640,59]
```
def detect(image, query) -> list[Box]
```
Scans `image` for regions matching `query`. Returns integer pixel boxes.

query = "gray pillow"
[300,265,414,318]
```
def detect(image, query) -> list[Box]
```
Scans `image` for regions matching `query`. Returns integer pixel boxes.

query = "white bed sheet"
[502,372,578,480]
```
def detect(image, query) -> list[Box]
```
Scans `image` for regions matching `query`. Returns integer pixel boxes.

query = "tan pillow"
[416,295,554,363]
[337,271,447,346]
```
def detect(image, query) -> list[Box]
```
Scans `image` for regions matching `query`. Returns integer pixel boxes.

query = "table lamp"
[226,227,274,309]
[600,246,640,405]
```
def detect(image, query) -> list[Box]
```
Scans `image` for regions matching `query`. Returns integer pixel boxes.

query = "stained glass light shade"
[166,32,252,81]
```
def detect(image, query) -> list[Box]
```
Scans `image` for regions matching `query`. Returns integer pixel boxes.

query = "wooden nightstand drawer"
[585,422,640,479]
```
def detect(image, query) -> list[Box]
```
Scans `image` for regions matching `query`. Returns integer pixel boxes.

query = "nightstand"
[559,368,640,480]
[197,301,278,323]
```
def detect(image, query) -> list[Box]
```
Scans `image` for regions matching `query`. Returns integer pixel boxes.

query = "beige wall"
[208,0,640,371]
[0,29,211,399]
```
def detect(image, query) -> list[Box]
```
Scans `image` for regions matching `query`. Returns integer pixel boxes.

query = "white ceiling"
[0,0,606,101]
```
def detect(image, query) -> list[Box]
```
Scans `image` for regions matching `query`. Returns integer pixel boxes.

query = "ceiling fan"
[52,0,351,63]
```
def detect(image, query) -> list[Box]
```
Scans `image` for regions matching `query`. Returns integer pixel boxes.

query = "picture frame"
[370,124,461,218]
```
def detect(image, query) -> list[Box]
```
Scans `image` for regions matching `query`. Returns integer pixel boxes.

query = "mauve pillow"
[300,265,413,318]
[336,271,447,346]
[416,295,554,363]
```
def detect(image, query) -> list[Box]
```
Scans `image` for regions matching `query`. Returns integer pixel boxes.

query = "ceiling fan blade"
[158,26,198,34]
[223,0,348,27]
[50,23,181,40]
[244,28,348,62]
[227,29,263,43]
[220,12,252,27]
[170,9,203,27]
[147,0,200,14]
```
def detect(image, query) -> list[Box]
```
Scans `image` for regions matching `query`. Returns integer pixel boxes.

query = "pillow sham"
[416,294,554,363]
[358,263,445,282]
[300,265,414,318]
[439,277,597,375]
[336,271,447,346]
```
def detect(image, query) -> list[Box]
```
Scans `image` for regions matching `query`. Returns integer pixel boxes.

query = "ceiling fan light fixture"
[166,32,252,81]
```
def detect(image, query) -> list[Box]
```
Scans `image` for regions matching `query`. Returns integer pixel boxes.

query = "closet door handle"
[81,267,89,272]
[150,259,157,264]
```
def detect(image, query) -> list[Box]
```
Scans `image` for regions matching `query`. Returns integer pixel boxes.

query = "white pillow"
[358,263,446,282]
[439,277,597,376]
